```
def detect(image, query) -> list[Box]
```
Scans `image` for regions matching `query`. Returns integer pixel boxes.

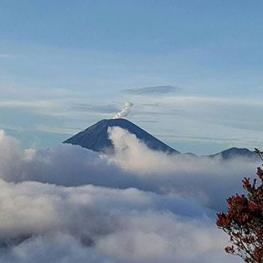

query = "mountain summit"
[209,147,257,160]
[64,118,179,154]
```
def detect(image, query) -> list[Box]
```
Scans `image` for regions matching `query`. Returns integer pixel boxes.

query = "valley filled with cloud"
[1,1,262,262]
[0,127,259,262]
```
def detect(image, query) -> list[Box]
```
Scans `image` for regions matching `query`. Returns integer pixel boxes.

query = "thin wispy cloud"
[71,103,119,114]
[0,53,14,58]
[124,85,180,95]
[0,94,262,153]
[0,100,55,109]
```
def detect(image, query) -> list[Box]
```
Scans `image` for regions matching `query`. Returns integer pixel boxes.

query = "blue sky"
[0,0,263,154]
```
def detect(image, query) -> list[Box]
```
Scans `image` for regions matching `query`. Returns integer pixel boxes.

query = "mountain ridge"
[64,118,257,160]
[64,118,179,154]
[209,147,257,160]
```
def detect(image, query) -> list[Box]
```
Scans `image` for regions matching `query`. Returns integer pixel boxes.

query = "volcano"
[64,118,179,154]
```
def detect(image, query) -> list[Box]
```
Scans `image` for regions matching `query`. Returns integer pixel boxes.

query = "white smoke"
[113,102,133,119]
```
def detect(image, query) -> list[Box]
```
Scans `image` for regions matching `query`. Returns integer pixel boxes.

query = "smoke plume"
[113,102,133,119]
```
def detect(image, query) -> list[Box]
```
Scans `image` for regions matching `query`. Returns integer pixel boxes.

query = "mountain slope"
[210,147,257,160]
[64,118,179,154]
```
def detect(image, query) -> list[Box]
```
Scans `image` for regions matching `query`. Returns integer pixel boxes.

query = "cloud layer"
[0,128,257,262]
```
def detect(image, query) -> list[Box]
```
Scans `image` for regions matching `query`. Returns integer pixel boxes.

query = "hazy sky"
[0,0,263,154]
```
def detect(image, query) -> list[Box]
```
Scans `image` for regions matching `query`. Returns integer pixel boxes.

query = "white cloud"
[108,127,259,208]
[1,233,112,263]
[0,129,255,262]
[0,179,236,263]
[0,128,258,208]
[0,100,55,110]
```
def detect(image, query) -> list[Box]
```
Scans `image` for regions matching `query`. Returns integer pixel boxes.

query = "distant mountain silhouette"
[64,118,179,154]
[209,147,257,160]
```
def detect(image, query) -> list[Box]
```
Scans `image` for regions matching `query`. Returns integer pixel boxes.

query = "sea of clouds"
[0,127,259,262]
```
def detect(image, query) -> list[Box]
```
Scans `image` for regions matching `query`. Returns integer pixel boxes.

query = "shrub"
[217,162,263,262]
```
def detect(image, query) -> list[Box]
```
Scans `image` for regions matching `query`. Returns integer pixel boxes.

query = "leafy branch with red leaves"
[217,152,263,262]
